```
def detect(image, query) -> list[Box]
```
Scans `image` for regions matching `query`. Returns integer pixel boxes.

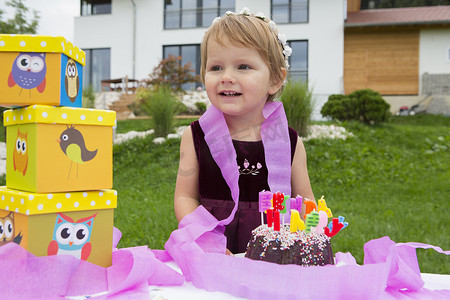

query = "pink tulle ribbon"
[0,227,184,299]
[164,102,450,299]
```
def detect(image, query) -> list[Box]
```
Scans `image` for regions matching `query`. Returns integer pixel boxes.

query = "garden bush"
[280,80,314,137]
[140,86,181,137]
[321,89,390,124]
[82,85,95,108]
[194,101,207,114]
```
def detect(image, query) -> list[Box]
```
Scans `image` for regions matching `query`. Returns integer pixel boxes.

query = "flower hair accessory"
[212,7,292,68]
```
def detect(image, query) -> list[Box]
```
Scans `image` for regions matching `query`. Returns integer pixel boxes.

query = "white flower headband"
[212,7,292,69]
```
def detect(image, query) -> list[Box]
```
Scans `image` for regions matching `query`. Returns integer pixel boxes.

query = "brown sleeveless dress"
[190,120,298,253]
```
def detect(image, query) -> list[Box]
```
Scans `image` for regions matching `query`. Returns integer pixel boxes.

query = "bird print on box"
[57,125,98,179]
[8,52,47,96]
[0,212,22,246]
[47,213,97,260]
[13,128,29,176]
[64,58,79,103]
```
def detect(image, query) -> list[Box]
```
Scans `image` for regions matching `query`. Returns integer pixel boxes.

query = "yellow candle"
[318,195,333,218]
[290,209,305,232]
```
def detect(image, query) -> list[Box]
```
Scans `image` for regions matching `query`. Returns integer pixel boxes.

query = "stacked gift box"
[0,34,117,267]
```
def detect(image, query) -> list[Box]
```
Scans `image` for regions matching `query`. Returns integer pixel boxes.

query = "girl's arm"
[174,126,200,222]
[291,136,315,218]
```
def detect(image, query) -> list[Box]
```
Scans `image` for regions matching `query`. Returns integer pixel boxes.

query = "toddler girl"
[174,8,315,254]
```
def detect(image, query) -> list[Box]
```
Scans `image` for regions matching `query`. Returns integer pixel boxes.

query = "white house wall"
[419,28,450,94]
[74,0,345,112]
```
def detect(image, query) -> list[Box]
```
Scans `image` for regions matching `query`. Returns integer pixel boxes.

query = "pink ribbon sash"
[164,102,450,299]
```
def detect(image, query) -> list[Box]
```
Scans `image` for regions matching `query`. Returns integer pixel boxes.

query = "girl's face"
[204,38,282,122]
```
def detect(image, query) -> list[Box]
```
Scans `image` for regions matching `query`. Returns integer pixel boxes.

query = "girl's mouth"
[220,91,242,96]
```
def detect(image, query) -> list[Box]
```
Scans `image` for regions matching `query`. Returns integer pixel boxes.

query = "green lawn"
[113,114,449,274]
[0,111,446,273]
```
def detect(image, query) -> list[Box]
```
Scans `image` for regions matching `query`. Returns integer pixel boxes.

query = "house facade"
[74,0,346,117]
[345,2,450,95]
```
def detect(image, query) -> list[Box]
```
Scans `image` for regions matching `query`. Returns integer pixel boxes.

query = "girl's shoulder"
[190,120,204,140]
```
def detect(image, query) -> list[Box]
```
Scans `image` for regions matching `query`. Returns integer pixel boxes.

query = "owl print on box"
[8,52,47,96]
[0,212,22,246]
[47,213,97,261]
[64,58,80,103]
[13,128,28,176]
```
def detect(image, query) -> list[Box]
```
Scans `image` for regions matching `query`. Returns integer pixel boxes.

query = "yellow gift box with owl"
[0,187,116,267]
[4,105,116,193]
[0,34,85,107]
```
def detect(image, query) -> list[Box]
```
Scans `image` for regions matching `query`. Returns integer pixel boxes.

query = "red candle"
[272,192,285,211]
[266,208,281,231]
[273,210,280,231]
[267,208,274,227]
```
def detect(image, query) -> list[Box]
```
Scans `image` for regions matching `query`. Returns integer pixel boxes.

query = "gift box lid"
[0,186,117,215]
[0,34,85,65]
[4,105,116,127]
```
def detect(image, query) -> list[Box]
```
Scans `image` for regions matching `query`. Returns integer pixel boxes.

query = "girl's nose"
[221,68,235,84]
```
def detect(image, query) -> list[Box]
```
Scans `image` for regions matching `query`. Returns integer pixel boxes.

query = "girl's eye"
[238,65,251,70]
[210,66,222,71]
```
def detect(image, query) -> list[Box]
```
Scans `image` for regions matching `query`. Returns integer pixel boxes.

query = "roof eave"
[345,21,450,28]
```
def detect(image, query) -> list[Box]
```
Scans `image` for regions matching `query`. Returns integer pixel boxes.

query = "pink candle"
[259,191,272,213]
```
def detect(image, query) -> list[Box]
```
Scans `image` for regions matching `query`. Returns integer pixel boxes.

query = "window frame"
[80,0,112,16]
[286,40,308,83]
[162,44,202,90]
[164,0,235,29]
[270,0,309,24]
[83,48,111,92]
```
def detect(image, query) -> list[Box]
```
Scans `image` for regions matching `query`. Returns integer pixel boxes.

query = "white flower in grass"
[225,11,235,16]
[212,17,220,24]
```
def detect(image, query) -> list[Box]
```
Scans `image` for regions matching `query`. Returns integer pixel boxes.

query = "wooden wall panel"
[344,30,419,95]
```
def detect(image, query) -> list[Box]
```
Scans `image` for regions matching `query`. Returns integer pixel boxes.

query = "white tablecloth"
[148,259,450,300]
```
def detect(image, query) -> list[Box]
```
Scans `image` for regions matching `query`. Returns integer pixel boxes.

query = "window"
[271,0,308,24]
[287,41,308,83]
[163,44,201,90]
[83,48,111,92]
[81,0,112,16]
[164,0,235,29]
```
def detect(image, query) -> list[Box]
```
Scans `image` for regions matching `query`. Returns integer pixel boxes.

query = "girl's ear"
[268,68,287,95]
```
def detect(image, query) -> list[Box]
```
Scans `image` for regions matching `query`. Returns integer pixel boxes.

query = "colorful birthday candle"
[289,209,305,232]
[272,192,285,211]
[305,211,320,233]
[281,194,289,214]
[267,208,280,231]
[315,211,328,234]
[318,195,333,218]
[259,190,273,225]
[303,199,317,219]
[324,217,346,237]
[259,191,272,212]
[290,195,303,212]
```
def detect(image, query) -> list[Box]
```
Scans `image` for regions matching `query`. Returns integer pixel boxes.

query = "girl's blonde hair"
[200,13,287,101]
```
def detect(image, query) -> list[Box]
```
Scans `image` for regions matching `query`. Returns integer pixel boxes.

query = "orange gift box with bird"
[0,187,116,267]
[4,105,116,193]
[0,34,85,107]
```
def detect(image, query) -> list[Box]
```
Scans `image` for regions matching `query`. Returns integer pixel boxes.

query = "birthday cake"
[245,192,346,266]
[244,224,334,266]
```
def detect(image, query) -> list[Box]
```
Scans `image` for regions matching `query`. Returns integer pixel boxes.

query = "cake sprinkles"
[245,192,348,266]
[245,224,334,266]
